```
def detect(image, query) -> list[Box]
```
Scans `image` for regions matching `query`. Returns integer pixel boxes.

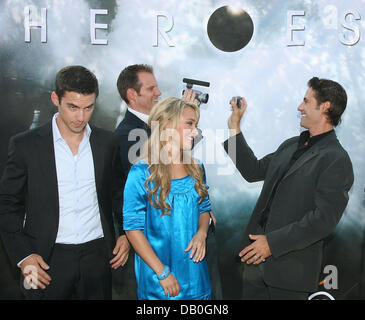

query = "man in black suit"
[224,77,354,299]
[0,66,130,299]
[115,64,222,300]
[115,64,160,176]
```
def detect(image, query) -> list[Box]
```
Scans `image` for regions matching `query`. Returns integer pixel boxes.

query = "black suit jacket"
[224,130,354,292]
[115,109,150,177]
[0,122,125,267]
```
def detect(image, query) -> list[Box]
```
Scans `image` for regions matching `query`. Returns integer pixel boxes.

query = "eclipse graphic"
[207,6,254,52]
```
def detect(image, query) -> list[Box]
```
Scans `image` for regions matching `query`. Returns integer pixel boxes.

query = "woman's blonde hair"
[139,97,208,215]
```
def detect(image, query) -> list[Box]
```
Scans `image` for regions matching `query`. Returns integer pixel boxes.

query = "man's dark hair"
[308,77,347,127]
[117,64,154,104]
[55,66,99,102]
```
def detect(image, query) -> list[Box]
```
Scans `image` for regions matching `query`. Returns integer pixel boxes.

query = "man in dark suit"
[224,77,354,299]
[0,66,130,299]
[115,64,222,300]
[115,64,160,176]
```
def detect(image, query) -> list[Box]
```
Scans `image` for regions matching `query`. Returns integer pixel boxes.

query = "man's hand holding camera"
[228,96,247,135]
[182,88,198,105]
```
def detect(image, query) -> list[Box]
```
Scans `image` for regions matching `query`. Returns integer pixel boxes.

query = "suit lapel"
[281,130,337,181]
[267,141,297,183]
[90,128,104,199]
[89,128,113,246]
[282,148,318,181]
[36,122,59,215]
[125,110,151,136]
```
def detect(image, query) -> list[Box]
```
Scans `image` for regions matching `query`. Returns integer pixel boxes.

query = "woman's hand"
[126,230,180,297]
[159,273,180,297]
[184,230,207,262]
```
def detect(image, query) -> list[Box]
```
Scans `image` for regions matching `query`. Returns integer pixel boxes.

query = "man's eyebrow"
[66,102,94,108]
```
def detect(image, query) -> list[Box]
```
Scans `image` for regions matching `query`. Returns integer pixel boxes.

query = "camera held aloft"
[182,78,210,106]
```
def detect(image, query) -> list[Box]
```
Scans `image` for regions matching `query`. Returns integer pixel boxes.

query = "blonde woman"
[123,97,211,300]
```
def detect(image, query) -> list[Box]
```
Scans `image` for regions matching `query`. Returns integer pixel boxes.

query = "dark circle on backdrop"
[207,6,254,52]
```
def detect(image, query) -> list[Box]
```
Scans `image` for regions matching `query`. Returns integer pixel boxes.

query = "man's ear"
[51,91,60,107]
[126,88,137,105]
[321,101,331,114]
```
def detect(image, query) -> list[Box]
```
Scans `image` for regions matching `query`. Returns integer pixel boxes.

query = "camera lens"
[199,93,209,104]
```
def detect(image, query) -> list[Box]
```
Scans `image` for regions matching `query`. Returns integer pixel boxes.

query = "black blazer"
[0,122,124,267]
[224,131,354,292]
[115,109,150,177]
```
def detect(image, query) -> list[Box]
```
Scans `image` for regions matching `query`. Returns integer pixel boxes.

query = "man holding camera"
[224,77,354,299]
[115,64,222,300]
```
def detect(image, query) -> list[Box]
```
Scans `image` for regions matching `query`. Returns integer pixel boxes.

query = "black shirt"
[258,129,334,229]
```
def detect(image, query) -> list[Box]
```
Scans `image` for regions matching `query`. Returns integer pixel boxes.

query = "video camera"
[182,78,210,106]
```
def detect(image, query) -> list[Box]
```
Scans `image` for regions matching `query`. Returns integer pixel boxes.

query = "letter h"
[24,6,47,43]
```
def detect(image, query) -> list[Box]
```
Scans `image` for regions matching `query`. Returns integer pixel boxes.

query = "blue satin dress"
[123,160,212,300]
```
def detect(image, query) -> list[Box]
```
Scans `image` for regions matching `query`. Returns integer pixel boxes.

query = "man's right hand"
[228,96,247,135]
[20,254,51,289]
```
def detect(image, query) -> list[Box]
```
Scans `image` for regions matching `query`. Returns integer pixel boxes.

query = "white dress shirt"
[52,113,104,244]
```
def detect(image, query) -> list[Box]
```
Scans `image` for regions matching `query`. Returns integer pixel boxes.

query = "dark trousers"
[206,223,223,300]
[22,238,112,300]
[242,263,310,300]
[241,223,310,300]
